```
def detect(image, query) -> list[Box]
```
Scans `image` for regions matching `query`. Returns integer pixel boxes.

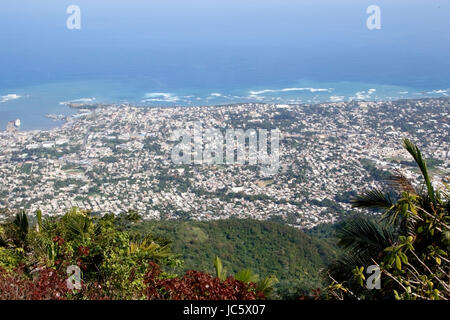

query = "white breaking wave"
[354,92,371,100]
[142,92,180,103]
[249,87,332,95]
[0,94,22,103]
[427,88,450,94]
[329,95,345,102]
[350,89,378,101]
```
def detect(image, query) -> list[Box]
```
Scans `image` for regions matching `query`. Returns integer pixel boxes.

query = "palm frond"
[213,256,227,281]
[67,217,89,236]
[326,253,368,284]
[13,211,29,233]
[337,217,396,257]
[13,211,29,243]
[386,172,417,195]
[351,189,393,209]
[235,268,259,283]
[35,209,42,233]
[403,139,436,204]
[256,275,278,296]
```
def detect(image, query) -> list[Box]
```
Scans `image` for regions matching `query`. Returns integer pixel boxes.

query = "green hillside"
[130,219,339,297]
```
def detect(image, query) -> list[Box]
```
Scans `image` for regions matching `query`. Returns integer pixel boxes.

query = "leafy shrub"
[144,262,265,300]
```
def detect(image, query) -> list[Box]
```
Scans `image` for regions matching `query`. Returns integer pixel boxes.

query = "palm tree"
[213,256,278,298]
[0,211,30,250]
[326,217,396,292]
[326,139,449,300]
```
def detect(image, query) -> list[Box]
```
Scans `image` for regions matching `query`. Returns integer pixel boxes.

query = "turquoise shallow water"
[1,79,448,131]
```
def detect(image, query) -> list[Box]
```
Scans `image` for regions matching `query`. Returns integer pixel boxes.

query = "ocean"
[0,0,449,130]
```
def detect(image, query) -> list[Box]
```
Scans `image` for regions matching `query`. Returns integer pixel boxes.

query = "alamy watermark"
[170,122,281,177]
[66,5,81,30]
[64,5,381,32]
[67,265,82,290]
[367,5,381,30]
[366,265,381,290]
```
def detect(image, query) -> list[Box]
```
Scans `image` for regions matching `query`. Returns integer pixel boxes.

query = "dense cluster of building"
[0,98,448,228]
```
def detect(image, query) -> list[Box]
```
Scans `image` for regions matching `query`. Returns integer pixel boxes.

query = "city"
[0,98,448,229]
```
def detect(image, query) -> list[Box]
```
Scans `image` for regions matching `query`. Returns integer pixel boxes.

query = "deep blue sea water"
[1,0,449,130]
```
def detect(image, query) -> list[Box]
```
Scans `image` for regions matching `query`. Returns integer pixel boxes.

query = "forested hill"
[129,219,339,297]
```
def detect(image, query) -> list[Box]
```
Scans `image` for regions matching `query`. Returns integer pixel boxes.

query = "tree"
[326,139,449,300]
[214,256,278,298]
[0,208,182,300]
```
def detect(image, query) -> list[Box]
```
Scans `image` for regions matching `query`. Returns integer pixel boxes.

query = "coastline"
[2,86,450,133]
[14,95,450,135]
